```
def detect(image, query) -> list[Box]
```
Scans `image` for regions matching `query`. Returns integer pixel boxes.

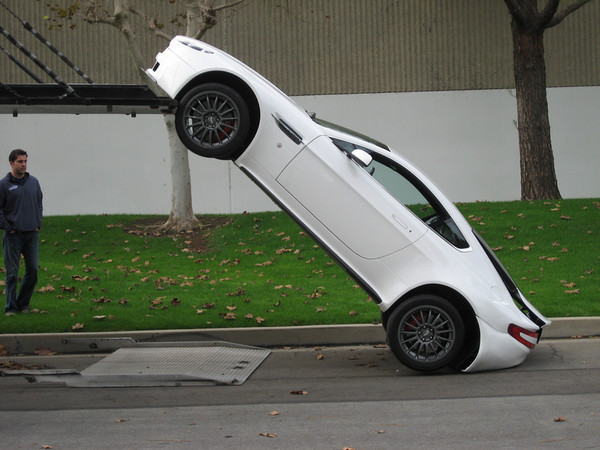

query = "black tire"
[387,295,465,372]
[175,83,251,160]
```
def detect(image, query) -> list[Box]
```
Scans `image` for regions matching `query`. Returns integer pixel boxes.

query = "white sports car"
[147,36,550,372]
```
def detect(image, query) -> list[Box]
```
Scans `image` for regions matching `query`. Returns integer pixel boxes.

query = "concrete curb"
[1,317,599,355]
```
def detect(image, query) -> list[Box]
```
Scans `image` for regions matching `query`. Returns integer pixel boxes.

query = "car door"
[276,135,428,259]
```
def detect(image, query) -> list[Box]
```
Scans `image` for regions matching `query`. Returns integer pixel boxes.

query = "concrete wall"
[1,87,598,216]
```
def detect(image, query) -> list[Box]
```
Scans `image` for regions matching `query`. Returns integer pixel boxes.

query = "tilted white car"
[147,36,550,372]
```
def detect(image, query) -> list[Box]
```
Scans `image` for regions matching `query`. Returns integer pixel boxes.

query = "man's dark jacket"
[0,172,43,232]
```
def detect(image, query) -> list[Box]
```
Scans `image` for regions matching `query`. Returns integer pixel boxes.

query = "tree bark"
[82,0,202,231]
[161,114,200,232]
[510,18,561,200]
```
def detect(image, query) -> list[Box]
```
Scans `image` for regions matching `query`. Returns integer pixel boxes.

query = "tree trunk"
[161,114,200,232]
[510,19,561,200]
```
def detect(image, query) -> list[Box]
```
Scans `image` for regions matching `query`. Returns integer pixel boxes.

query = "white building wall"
[0,87,598,216]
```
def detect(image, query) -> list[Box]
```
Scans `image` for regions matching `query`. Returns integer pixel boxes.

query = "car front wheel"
[387,295,465,372]
[175,83,251,160]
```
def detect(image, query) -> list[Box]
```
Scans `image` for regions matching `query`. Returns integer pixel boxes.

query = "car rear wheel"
[175,83,251,160]
[387,295,465,372]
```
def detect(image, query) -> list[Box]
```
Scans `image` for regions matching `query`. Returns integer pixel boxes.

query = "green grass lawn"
[457,198,599,317]
[1,198,598,334]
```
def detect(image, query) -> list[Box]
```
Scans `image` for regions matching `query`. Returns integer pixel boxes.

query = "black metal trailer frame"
[0,83,176,116]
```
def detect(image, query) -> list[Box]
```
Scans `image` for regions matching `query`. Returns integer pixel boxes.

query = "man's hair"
[9,149,27,162]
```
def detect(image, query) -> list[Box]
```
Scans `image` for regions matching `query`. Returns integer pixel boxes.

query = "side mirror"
[350,149,372,168]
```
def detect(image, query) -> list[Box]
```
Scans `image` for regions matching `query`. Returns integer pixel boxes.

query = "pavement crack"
[549,343,564,362]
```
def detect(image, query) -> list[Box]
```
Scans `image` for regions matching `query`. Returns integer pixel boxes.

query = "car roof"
[312,116,390,152]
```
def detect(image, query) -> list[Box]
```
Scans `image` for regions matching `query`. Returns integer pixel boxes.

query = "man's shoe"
[5,311,16,316]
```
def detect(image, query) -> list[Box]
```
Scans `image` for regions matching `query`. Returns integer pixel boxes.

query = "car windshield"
[331,137,469,249]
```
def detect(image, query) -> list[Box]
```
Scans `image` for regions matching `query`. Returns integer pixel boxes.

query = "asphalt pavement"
[1,338,600,449]
[1,317,600,449]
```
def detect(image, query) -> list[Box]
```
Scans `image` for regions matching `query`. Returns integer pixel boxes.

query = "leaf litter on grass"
[31,212,372,333]
[458,199,600,317]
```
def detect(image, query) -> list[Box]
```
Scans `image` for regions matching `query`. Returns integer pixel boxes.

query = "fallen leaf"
[34,348,57,356]
[226,287,246,296]
[256,260,273,267]
[554,416,566,422]
[37,285,55,293]
[72,323,84,330]
[258,432,277,438]
[290,390,309,395]
[268,411,279,416]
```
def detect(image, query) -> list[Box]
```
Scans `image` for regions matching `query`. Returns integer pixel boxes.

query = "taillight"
[508,324,539,349]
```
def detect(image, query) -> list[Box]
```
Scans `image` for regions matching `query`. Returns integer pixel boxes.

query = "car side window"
[367,158,435,218]
[332,138,469,249]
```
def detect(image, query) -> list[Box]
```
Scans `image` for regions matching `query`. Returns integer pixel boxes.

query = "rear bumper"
[463,316,542,372]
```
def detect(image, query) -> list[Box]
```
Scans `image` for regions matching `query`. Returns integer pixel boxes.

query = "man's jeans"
[3,231,38,313]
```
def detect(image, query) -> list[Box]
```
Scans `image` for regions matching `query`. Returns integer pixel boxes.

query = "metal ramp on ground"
[2,341,270,387]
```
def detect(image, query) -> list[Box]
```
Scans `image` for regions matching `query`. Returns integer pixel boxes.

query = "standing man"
[0,149,43,316]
